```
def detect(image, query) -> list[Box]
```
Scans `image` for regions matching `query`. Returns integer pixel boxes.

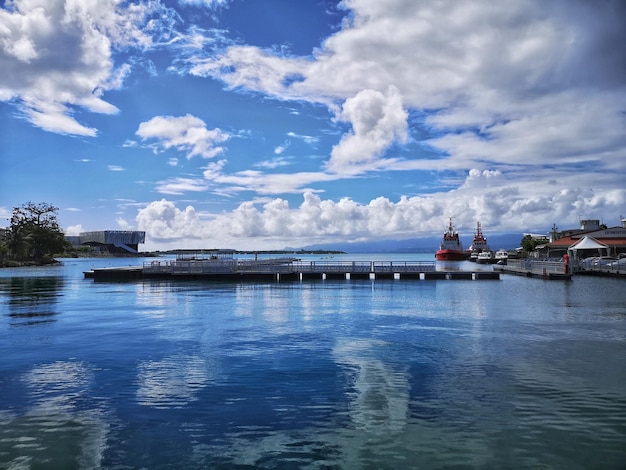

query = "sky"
[1,0,625,251]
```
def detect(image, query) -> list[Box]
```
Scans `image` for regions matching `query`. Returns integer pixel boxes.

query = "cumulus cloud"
[6,0,624,249]
[136,114,230,159]
[64,224,83,236]
[116,217,132,230]
[188,0,626,176]
[459,169,503,190]
[0,0,169,135]
[329,86,408,173]
[136,182,626,249]
[136,199,204,241]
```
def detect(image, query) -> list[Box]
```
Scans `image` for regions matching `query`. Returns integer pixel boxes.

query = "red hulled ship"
[466,221,490,261]
[435,218,466,261]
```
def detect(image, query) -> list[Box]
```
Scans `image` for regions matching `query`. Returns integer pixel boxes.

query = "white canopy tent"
[567,236,610,260]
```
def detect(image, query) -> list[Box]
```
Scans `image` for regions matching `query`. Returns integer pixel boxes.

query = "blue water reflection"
[1,258,625,468]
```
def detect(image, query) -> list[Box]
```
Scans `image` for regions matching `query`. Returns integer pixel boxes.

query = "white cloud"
[188,0,626,178]
[190,45,311,99]
[137,182,626,250]
[136,199,204,241]
[108,165,125,171]
[64,224,83,236]
[209,169,342,195]
[459,169,503,190]
[0,0,168,135]
[136,114,230,159]
[255,156,292,169]
[155,177,209,195]
[329,86,408,173]
[273,142,289,155]
[287,132,318,145]
[116,217,132,230]
[178,0,230,8]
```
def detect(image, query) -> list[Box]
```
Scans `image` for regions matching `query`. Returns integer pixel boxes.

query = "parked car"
[580,256,616,269]
[607,258,626,269]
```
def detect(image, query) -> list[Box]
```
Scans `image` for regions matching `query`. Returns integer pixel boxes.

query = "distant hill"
[298,233,523,253]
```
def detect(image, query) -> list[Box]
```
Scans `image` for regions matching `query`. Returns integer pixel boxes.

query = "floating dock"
[84,255,500,282]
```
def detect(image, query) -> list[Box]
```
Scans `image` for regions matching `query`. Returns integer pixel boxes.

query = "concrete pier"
[84,258,501,283]
[448,272,473,280]
[494,259,572,280]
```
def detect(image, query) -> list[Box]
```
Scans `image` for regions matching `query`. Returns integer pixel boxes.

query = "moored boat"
[476,250,496,264]
[495,249,509,264]
[466,221,490,261]
[435,218,466,261]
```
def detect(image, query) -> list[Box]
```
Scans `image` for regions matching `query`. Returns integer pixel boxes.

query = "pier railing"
[292,260,436,273]
[504,258,567,275]
[143,259,437,275]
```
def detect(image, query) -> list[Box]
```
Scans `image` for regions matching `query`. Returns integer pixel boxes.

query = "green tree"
[520,234,547,256]
[7,202,69,262]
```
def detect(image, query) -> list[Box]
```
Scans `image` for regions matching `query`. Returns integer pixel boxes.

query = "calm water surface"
[1,255,625,469]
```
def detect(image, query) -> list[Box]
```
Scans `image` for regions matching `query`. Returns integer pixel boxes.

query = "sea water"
[1,255,625,469]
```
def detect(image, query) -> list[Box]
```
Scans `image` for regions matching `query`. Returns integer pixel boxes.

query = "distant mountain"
[298,233,523,253]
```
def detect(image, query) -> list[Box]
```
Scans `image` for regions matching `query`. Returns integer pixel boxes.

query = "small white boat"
[476,251,495,264]
[495,249,508,260]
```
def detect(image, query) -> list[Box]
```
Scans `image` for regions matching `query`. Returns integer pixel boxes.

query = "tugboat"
[435,218,466,261]
[466,221,490,262]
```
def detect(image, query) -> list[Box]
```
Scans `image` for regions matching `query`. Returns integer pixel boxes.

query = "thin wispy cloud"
[256,157,293,169]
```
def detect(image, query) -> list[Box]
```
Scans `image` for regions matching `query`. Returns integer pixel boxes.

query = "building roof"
[547,226,626,248]
[568,236,608,250]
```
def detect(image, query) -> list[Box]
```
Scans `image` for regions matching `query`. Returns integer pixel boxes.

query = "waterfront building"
[544,218,626,259]
[68,231,146,254]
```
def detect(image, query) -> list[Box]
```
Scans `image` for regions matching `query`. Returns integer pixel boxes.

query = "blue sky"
[1,0,625,250]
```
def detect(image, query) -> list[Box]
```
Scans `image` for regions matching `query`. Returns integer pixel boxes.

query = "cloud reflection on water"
[0,360,110,469]
[136,354,212,409]
[333,338,410,435]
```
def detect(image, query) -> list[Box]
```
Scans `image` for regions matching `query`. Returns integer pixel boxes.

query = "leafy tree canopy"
[6,202,69,262]
[520,234,548,256]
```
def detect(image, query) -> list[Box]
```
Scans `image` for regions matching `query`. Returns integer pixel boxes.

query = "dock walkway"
[85,258,501,282]
[494,259,571,280]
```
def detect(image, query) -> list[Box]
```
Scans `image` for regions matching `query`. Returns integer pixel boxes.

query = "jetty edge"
[84,253,500,282]
[494,258,572,280]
